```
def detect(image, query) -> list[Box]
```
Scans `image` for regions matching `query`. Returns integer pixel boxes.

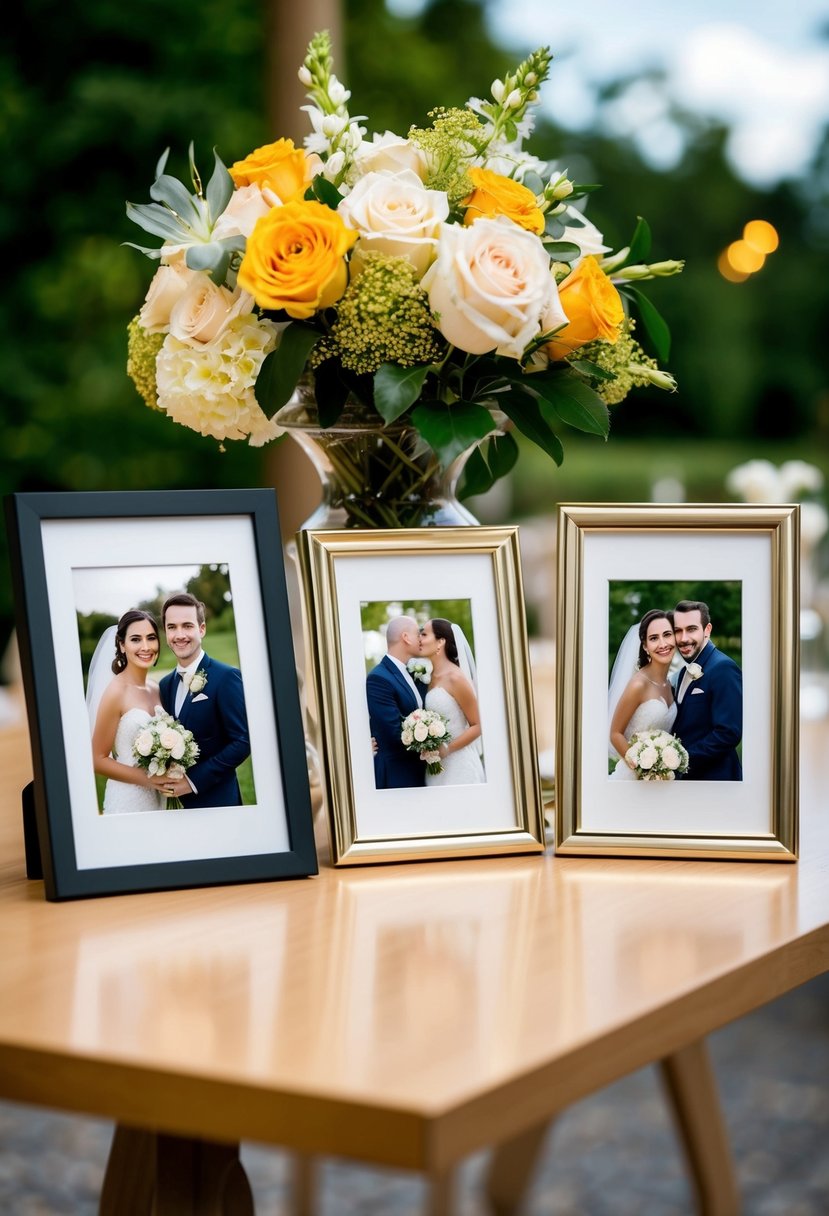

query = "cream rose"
[422,217,555,358]
[413,723,429,743]
[168,275,254,347]
[212,183,280,242]
[401,728,414,746]
[134,730,155,757]
[159,728,180,752]
[353,132,429,179]
[337,169,449,278]
[139,262,197,333]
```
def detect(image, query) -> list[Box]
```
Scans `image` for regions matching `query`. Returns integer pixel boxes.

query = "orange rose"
[229,139,310,204]
[237,200,357,318]
[462,167,544,235]
[544,256,624,360]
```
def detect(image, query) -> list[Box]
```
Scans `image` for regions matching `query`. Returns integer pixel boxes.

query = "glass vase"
[274,379,483,530]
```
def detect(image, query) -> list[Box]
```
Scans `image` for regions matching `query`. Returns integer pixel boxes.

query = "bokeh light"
[717,251,749,283]
[743,219,779,253]
[727,240,766,274]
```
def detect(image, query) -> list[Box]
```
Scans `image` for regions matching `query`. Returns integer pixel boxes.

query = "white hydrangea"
[156,313,283,446]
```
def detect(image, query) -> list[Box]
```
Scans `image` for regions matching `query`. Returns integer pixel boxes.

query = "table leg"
[292,1152,316,1216]
[483,1120,552,1215]
[99,1125,254,1216]
[659,1040,741,1216]
[483,1039,739,1216]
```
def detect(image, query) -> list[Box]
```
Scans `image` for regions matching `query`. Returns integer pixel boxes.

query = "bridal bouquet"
[125,30,682,496]
[132,709,200,809]
[401,707,452,776]
[624,729,689,782]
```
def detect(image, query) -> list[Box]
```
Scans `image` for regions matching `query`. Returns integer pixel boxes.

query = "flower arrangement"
[401,706,451,775]
[126,30,682,504]
[622,728,689,781]
[406,656,433,684]
[132,709,200,808]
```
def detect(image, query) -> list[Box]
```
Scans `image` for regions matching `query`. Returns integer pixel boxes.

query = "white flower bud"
[322,113,347,138]
[506,89,522,109]
[297,65,313,86]
[329,78,350,105]
[491,79,505,103]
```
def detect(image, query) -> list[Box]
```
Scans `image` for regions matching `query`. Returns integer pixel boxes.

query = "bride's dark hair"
[112,609,160,673]
[430,619,459,666]
[637,609,674,669]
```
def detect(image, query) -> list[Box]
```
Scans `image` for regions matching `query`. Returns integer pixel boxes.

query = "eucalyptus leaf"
[522,171,544,196]
[536,373,609,437]
[185,241,230,282]
[498,387,564,465]
[621,285,671,362]
[374,363,431,424]
[205,150,234,222]
[126,201,191,242]
[254,323,322,417]
[150,175,203,228]
[411,400,496,467]
[544,213,566,239]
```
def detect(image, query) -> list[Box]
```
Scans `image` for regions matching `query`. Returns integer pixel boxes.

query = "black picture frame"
[5,488,318,899]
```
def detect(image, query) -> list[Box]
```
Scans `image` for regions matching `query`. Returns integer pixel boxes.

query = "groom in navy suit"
[673,599,742,781]
[366,615,427,789]
[153,592,250,807]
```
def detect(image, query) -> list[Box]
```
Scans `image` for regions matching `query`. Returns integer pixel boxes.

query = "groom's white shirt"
[175,648,205,716]
[387,654,422,707]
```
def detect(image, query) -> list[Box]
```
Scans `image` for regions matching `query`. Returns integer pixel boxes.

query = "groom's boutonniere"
[686,663,703,681]
[184,669,208,695]
[407,657,433,684]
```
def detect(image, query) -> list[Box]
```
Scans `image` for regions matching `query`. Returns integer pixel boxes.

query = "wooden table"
[1,710,827,1215]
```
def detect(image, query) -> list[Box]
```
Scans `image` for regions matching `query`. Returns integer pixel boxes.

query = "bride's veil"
[85,625,117,733]
[450,622,484,756]
[607,623,640,760]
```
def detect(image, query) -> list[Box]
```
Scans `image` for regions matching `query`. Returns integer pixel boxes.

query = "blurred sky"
[390,0,829,186]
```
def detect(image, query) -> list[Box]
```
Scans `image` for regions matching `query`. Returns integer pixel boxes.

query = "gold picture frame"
[555,503,799,860]
[298,526,545,865]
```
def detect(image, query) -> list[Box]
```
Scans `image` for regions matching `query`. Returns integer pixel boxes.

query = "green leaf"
[626,215,652,266]
[205,150,234,222]
[374,363,431,424]
[522,171,544,195]
[544,212,566,239]
[536,372,610,437]
[498,387,564,465]
[411,400,496,467]
[254,323,322,417]
[621,285,672,362]
[543,240,581,262]
[306,174,344,210]
[312,360,350,426]
[568,357,615,382]
[184,240,233,282]
[458,431,520,500]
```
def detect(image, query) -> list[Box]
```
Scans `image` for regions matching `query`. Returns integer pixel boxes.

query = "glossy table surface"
[1,705,828,1173]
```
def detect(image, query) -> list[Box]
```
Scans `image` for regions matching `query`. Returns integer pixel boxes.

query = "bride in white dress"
[86,610,165,813]
[419,618,486,787]
[608,609,678,780]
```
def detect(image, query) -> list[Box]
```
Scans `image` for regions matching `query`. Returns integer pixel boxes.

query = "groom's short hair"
[674,599,710,628]
[162,592,206,626]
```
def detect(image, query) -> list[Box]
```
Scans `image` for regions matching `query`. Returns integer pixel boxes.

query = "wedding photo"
[607,580,743,783]
[360,598,487,792]
[75,561,256,814]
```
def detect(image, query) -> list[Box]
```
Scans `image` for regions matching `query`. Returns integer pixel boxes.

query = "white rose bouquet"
[400,707,452,776]
[406,657,433,684]
[125,30,682,504]
[132,709,200,809]
[624,729,689,782]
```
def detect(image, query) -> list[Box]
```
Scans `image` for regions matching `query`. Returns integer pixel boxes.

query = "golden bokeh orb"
[743,219,779,254]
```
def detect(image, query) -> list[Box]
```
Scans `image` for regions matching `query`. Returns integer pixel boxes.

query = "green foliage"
[361,597,476,674]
